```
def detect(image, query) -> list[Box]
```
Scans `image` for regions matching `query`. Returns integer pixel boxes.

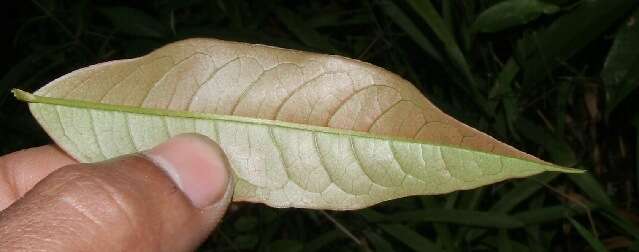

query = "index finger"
[0,145,76,210]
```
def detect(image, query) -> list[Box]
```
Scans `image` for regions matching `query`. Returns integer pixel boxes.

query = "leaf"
[473,0,560,33]
[602,9,639,114]
[13,38,580,210]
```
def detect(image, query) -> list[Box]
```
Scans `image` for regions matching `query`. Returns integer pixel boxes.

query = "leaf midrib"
[12,88,581,173]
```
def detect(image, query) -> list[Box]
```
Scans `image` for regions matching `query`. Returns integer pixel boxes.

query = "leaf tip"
[11,89,36,102]
[545,165,586,174]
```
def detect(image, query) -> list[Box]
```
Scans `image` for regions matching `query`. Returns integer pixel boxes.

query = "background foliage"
[1,0,638,251]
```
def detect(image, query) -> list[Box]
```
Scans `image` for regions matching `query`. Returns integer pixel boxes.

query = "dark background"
[1,0,638,251]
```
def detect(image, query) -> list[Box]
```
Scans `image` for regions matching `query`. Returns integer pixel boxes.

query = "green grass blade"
[404,0,500,116]
[568,173,613,207]
[490,59,520,98]
[491,58,522,140]
[303,230,347,252]
[498,229,513,252]
[518,0,637,85]
[458,188,484,210]
[516,118,577,166]
[364,230,396,252]
[491,173,560,213]
[383,209,524,229]
[420,197,454,250]
[601,212,639,240]
[379,224,442,252]
[522,195,548,252]
[568,217,609,252]
[441,0,454,31]
[405,0,475,86]
[602,8,639,114]
[464,173,559,242]
[482,234,531,252]
[514,204,593,225]
[356,209,386,222]
[377,0,443,62]
[274,7,336,52]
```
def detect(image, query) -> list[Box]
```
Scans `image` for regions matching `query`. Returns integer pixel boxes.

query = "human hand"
[0,134,233,251]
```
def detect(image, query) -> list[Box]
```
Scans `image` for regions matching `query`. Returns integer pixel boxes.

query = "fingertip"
[144,134,232,209]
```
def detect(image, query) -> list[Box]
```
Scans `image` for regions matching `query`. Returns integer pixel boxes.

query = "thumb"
[0,134,233,252]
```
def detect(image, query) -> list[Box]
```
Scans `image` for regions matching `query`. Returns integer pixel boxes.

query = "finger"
[0,134,233,252]
[0,145,76,210]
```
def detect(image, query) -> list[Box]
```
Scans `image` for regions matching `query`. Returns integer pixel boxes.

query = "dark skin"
[0,134,232,251]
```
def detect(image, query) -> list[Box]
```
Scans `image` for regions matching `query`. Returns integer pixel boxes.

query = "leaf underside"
[15,38,581,210]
